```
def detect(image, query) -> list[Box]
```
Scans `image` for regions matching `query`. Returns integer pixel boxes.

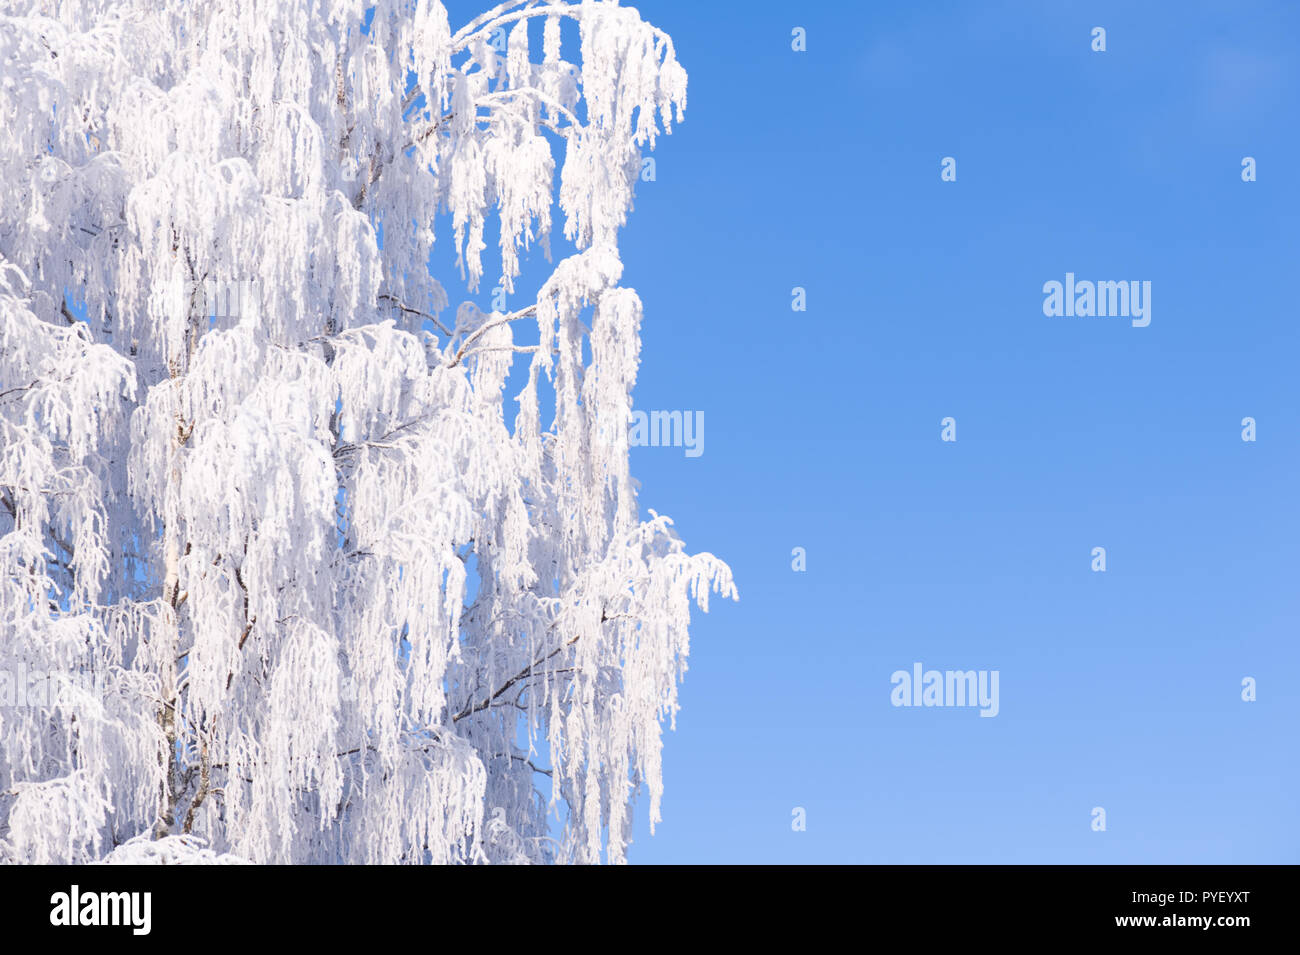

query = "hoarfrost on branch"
[0,0,734,865]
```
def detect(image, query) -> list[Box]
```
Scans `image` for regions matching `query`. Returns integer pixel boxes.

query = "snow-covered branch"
[0,0,728,867]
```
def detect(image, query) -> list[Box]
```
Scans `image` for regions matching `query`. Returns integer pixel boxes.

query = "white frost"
[0,0,733,865]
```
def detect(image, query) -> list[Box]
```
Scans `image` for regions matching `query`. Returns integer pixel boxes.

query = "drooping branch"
[378,293,454,336]
[447,303,538,367]
[452,634,580,723]
[452,608,613,723]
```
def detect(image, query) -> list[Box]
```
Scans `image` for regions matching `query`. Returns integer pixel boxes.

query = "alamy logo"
[1042,273,1151,327]
[49,885,151,936]
[1,665,110,708]
[890,662,1000,717]
[162,277,262,321]
[628,409,704,458]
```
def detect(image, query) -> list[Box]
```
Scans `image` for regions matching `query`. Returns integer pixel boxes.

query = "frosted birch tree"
[0,0,734,865]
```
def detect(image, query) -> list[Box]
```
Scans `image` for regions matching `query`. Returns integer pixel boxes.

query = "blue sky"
[613,0,1299,863]
[432,1,1300,862]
